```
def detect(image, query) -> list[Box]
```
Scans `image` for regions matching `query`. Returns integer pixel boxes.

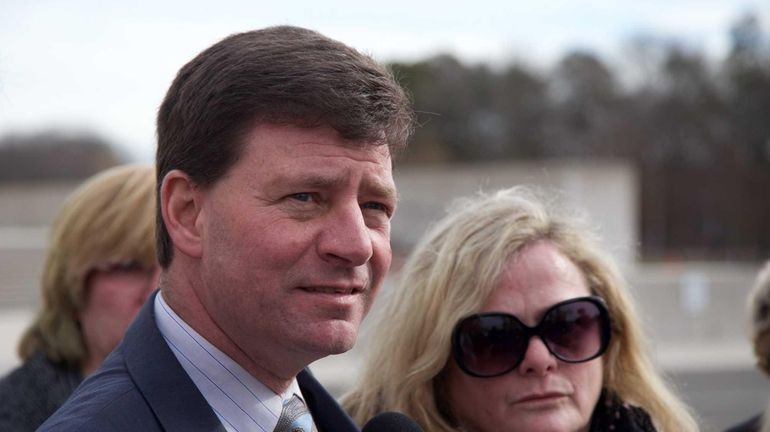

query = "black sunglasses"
[451,296,611,378]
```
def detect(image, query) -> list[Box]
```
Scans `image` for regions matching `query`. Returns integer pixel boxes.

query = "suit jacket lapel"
[122,291,226,431]
[298,369,360,432]
[122,292,356,432]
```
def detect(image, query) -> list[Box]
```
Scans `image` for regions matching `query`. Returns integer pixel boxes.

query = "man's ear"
[160,170,204,259]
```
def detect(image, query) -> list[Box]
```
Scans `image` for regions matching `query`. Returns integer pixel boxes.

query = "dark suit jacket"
[39,291,360,432]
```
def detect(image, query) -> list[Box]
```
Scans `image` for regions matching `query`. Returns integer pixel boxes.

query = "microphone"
[361,412,424,432]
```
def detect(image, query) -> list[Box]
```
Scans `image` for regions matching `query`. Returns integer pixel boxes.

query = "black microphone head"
[361,412,423,432]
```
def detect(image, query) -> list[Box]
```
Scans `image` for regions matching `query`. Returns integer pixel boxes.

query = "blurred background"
[2,1,770,430]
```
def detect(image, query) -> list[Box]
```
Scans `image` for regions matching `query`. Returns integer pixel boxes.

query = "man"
[40,25,413,432]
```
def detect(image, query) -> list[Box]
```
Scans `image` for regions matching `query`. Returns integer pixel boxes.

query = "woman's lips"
[515,392,567,404]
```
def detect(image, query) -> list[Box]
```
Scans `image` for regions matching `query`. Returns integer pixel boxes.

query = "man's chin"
[312,321,359,355]
[324,342,355,356]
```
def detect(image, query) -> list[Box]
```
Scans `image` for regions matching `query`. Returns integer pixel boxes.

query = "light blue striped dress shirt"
[155,292,306,432]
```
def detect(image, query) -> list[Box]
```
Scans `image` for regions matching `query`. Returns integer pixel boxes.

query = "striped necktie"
[273,394,317,432]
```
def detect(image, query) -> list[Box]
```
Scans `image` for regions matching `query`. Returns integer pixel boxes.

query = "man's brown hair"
[155,25,414,267]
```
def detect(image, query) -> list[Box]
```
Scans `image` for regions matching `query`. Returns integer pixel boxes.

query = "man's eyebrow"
[267,172,398,202]
[267,173,347,189]
[300,174,348,189]
[365,181,399,204]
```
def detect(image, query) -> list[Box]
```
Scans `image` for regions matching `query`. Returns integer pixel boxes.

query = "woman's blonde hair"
[18,163,157,369]
[343,186,697,432]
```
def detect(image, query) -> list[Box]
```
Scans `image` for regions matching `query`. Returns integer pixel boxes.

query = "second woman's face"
[444,241,603,432]
[79,261,159,375]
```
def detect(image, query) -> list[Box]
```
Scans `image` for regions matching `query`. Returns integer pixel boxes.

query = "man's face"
[194,124,395,369]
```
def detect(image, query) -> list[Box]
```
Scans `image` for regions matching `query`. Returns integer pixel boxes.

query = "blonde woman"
[0,164,158,431]
[343,186,697,432]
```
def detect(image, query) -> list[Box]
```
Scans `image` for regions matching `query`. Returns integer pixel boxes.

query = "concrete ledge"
[656,341,755,373]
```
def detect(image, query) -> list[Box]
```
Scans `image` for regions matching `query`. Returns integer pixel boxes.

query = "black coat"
[0,352,81,431]
[590,390,657,431]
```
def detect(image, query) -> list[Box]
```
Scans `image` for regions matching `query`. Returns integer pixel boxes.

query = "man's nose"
[317,202,373,267]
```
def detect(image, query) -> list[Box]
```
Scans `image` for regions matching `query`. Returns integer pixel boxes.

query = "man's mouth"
[300,285,363,295]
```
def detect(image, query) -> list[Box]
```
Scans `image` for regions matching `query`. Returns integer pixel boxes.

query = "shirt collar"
[154,292,306,432]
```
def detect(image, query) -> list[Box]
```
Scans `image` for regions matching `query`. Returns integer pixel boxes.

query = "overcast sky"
[1,0,768,161]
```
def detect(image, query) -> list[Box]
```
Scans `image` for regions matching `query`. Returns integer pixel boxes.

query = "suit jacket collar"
[124,290,359,432]
[123,290,226,431]
[298,369,359,432]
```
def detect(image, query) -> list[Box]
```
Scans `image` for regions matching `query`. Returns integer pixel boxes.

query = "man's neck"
[159,268,306,394]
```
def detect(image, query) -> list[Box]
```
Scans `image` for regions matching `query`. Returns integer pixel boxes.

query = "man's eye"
[290,193,313,202]
[362,202,391,216]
